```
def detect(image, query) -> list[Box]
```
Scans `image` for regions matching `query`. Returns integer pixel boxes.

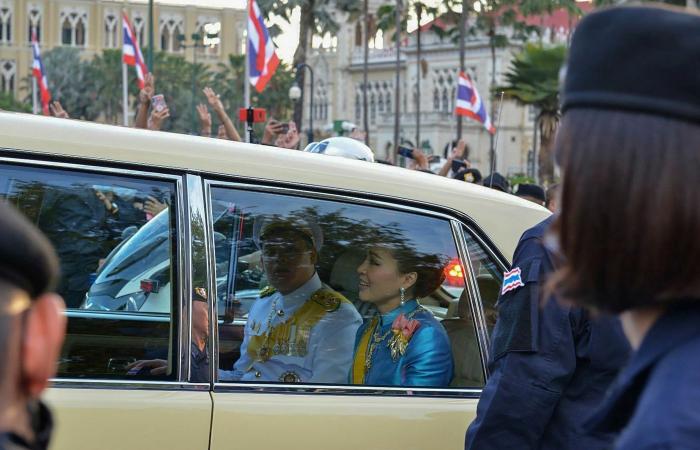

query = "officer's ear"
[21,292,66,398]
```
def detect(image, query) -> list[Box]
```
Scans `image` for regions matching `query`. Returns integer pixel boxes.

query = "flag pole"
[32,77,38,115]
[122,62,129,126]
[244,0,251,143]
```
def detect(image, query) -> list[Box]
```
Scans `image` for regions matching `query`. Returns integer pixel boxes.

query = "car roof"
[0,112,550,260]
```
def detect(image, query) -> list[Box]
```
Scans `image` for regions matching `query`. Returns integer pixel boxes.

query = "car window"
[209,186,486,389]
[0,162,178,380]
[464,232,503,335]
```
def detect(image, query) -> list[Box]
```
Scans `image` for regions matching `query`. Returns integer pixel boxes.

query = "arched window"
[0,60,15,93]
[355,22,362,47]
[160,14,184,52]
[385,91,391,113]
[378,92,384,113]
[441,88,449,113]
[355,93,361,121]
[0,2,12,44]
[370,93,376,120]
[133,15,145,46]
[60,9,88,47]
[433,88,440,111]
[197,18,221,56]
[28,7,41,42]
[104,13,118,48]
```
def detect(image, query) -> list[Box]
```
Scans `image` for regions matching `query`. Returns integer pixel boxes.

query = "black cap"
[482,173,509,193]
[453,168,483,184]
[562,5,700,124]
[0,201,59,299]
[515,183,546,203]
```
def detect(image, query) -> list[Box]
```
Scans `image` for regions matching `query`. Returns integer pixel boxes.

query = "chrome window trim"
[0,155,190,386]
[451,222,491,379]
[202,181,219,389]
[204,179,505,396]
[184,174,213,385]
[50,379,210,391]
[212,382,482,398]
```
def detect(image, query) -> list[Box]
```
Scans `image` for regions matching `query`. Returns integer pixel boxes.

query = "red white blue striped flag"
[455,72,495,134]
[122,12,148,89]
[247,0,279,93]
[31,32,50,116]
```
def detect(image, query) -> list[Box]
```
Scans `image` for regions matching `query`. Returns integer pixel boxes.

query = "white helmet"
[303,137,375,162]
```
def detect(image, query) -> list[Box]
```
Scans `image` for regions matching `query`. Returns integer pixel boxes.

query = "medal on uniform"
[258,346,271,361]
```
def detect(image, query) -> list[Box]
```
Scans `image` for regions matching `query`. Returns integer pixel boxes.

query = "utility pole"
[148,0,154,71]
[392,0,402,164]
[363,0,370,145]
[457,0,466,141]
[415,2,421,149]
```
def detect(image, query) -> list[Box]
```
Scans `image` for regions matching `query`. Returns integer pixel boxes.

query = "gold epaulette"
[310,288,349,312]
[260,286,277,298]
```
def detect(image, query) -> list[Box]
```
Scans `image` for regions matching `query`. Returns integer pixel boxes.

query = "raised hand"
[50,101,69,119]
[149,107,170,131]
[196,103,212,136]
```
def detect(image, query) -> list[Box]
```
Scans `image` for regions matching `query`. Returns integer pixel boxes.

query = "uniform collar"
[586,303,700,434]
[379,299,419,326]
[280,273,322,309]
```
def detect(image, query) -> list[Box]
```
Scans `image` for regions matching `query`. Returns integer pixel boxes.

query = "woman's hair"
[550,108,700,313]
[392,246,447,299]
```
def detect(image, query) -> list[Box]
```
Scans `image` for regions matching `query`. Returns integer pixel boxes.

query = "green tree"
[0,92,31,113]
[499,43,565,184]
[87,49,127,124]
[257,0,361,134]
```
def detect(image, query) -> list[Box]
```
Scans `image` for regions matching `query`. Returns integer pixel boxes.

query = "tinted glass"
[210,187,485,389]
[0,162,178,379]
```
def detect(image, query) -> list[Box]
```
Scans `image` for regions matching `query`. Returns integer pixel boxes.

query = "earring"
[400,287,405,305]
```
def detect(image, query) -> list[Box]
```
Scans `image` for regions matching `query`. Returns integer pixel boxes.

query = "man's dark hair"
[550,108,700,313]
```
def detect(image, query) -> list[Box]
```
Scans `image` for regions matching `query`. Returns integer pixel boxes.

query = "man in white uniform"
[221,216,362,383]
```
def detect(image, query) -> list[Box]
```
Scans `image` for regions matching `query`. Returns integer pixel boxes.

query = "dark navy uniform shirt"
[586,304,700,450]
[466,217,630,450]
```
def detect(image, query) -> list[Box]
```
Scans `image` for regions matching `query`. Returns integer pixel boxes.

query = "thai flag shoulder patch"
[501,267,525,295]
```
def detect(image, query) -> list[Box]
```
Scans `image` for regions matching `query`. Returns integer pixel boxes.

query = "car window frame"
[203,177,509,399]
[0,153,196,390]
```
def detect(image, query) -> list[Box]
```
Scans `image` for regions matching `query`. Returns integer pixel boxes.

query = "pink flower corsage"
[388,314,421,361]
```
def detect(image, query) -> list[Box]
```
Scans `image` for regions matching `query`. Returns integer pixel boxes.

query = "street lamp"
[289,63,314,144]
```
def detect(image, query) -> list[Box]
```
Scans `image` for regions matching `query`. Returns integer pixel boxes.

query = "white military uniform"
[220,273,362,383]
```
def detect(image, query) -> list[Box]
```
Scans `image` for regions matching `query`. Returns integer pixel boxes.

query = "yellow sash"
[247,289,350,363]
[351,317,378,384]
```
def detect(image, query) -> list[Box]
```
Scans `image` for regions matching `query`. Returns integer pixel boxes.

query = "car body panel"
[210,391,477,450]
[44,387,211,450]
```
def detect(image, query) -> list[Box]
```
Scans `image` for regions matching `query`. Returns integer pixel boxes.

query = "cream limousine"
[0,112,549,450]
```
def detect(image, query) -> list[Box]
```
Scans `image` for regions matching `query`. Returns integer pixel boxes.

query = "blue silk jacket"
[351,299,453,387]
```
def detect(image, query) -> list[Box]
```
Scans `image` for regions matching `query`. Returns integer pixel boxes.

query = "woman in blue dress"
[350,244,453,387]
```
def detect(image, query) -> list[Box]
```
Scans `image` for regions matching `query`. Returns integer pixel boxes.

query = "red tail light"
[444,259,465,286]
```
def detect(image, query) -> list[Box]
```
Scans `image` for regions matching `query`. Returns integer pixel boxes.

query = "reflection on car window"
[210,187,485,389]
[0,163,177,379]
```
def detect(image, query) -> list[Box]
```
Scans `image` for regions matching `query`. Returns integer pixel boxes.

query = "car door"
[0,158,212,450]
[204,181,506,450]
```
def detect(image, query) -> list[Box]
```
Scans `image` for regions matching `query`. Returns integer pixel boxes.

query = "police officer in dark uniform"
[0,202,65,450]
[465,217,630,449]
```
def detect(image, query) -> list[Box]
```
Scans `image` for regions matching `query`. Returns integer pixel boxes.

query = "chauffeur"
[221,216,362,383]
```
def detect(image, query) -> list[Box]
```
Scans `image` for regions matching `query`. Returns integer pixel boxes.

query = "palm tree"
[499,43,566,184]
[257,0,360,138]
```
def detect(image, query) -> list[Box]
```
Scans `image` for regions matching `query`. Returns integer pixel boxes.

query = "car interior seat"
[441,275,500,388]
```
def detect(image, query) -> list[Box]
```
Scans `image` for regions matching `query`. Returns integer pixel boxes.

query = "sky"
[139,0,442,63]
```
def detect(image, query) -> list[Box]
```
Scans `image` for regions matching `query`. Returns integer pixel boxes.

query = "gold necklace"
[364,318,392,372]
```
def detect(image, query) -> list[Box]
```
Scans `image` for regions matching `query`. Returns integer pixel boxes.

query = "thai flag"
[247,0,279,93]
[501,267,525,295]
[122,12,148,89]
[455,72,495,134]
[31,32,50,116]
